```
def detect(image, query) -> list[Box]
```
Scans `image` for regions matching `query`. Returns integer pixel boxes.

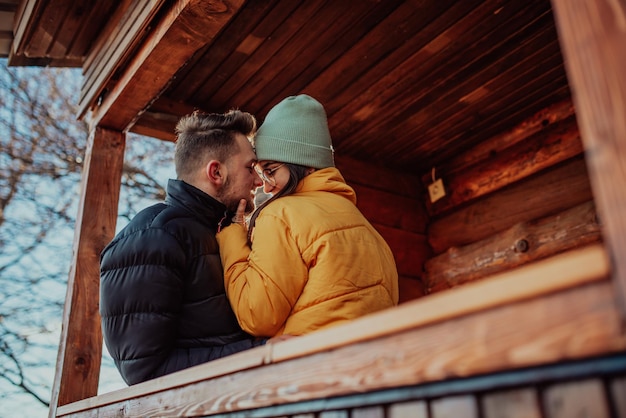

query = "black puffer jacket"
[100,180,264,385]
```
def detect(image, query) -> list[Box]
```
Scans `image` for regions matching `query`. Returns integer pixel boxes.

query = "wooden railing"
[56,244,626,417]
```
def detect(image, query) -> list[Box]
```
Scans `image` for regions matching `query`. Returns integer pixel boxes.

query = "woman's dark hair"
[247,163,309,244]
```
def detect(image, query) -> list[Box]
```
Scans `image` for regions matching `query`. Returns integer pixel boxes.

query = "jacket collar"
[297,167,357,205]
[165,179,229,228]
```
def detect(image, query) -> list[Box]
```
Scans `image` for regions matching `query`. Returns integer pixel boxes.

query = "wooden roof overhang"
[9,0,573,171]
[4,0,626,416]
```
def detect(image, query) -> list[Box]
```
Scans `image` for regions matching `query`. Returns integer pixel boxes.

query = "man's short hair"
[174,110,257,180]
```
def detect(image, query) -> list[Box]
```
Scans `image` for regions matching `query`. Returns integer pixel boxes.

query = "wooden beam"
[59,245,612,417]
[550,0,626,318]
[48,127,125,417]
[10,0,42,57]
[77,0,165,119]
[129,110,179,142]
[439,101,575,178]
[89,0,245,132]
[129,95,199,141]
[428,156,593,254]
[424,115,583,216]
[57,245,621,417]
[424,201,601,292]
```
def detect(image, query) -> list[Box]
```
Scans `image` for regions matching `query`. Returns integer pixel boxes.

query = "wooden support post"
[48,127,125,417]
[550,0,626,318]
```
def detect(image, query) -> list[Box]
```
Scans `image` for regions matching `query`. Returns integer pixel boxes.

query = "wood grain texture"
[59,282,624,417]
[551,0,626,319]
[611,377,626,418]
[543,379,610,418]
[482,389,541,418]
[78,0,166,117]
[428,156,593,254]
[431,396,478,418]
[438,99,575,177]
[92,0,245,131]
[49,127,125,416]
[372,224,430,279]
[57,245,619,417]
[388,401,428,418]
[425,115,583,216]
[424,201,601,292]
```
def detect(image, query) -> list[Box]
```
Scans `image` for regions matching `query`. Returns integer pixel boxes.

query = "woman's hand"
[231,198,247,227]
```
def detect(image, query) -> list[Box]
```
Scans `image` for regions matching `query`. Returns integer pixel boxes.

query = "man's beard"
[218,179,255,214]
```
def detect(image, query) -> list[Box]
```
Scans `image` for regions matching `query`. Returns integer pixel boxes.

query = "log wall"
[421,99,602,293]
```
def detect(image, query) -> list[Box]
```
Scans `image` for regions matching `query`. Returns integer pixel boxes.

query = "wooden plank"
[78,0,166,118]
[398,276,426,303]
[352,184,426,233]
[264,0,406,115]
[236,0,365,112]
[424,116,583,216]
[543,379,610,418]
[318,0,484,118]
[66,1,120,58]
[388,33,567,170]
[57,345,271,416]
[352,406,385,418]
[333,0,551,152]
[23,0,66,56]
[129,95,197,141]
[56,244,615,416]
[319,412,348,418]
[431,396,478,418]
[47,0,112,59]
[428,156,593,254]
[90,0,245,132]
[271,244,610,362]
[385,25,564,162]
[424,80,571,171]
[166,0,281,104]
[550,0,626,319]
[388,401,428,418]
[424,201,601,292]
[203,0,320,110]
[611,377,626,418]
[335,154,421,199]
[482,389,541,418]
[58,278,624,417]
[48,127,126,417]
[372,224,429,279]
[11,0,43,56]
[130,110,179,142]
[438,99,575,177]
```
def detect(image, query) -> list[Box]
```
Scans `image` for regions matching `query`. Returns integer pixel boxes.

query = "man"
[100,110,264,385]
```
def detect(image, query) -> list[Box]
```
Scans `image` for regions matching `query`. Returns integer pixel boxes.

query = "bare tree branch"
[0,60,173,411]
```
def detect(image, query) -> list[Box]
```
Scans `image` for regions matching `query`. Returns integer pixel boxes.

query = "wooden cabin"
[3,0,625,416]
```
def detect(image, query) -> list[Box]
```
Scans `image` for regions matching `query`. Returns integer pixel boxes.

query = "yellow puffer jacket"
[217,167,399,337]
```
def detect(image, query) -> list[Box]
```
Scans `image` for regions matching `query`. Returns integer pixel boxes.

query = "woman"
[217,95,399,337]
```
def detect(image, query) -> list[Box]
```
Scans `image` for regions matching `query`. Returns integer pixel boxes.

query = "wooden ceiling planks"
[136,0,571,175]
[77,0,166,117]
[239,0,404,116]
[10,0,114,66]
[167,0,285,107]
[200,0,321,111]
[8,0,572,177]
[387,15,563,166]
[339,0,556,165]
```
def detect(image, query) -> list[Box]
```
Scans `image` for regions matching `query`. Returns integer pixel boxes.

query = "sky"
[0,59,176,416]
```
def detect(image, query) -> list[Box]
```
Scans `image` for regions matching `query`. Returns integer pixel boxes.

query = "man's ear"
[206,160,224,185]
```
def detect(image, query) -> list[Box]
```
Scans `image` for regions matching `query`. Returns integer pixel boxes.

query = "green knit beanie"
[254,95,335,168]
